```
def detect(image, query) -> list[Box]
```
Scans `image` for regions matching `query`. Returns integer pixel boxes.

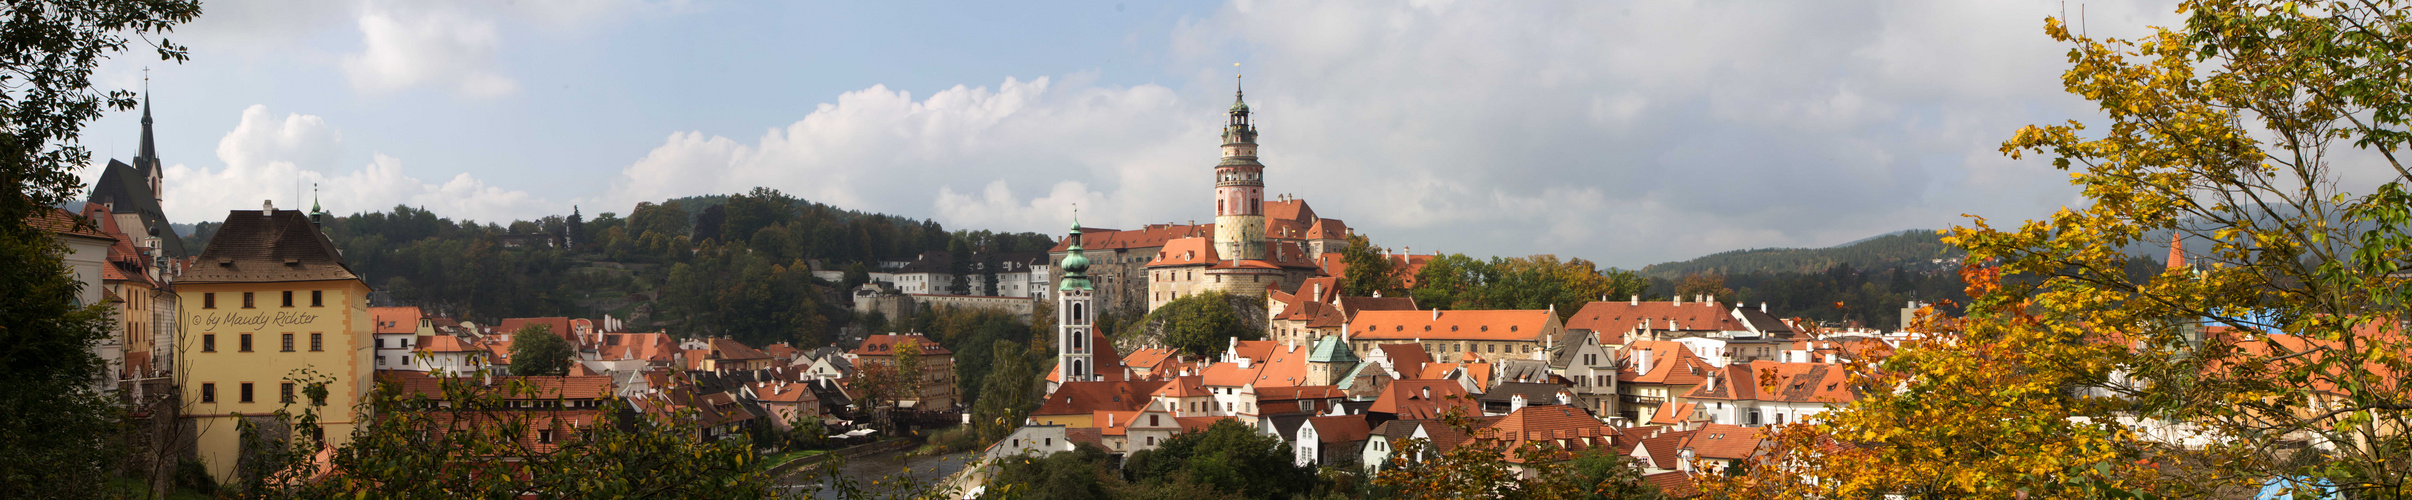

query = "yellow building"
[176,205,373,482]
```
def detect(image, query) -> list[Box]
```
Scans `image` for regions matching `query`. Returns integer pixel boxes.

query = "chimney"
[1636,350,1654,374]
[1313,282,1323,299]
[1706,295,1715,306]
[1673,295,1682,306]
[1510,393,1528,412]
[1761,302,1768,313]
[1631,295,1640,306]
[1420,386,1432,400]
[261,200,275,215]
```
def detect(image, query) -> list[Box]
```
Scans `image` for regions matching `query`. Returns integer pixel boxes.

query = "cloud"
[340,5,516,97]
[597,76,1208,229]
[160,105,552,224]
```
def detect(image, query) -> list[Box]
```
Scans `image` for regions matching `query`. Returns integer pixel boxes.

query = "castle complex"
[1047,81,1344,316]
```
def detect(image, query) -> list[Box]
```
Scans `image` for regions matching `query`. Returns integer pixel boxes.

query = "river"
[777,449,977,499]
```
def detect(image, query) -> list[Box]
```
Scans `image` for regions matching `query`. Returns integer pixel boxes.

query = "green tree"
[1704,2,2412,497]
[1122,419,1318,498]
[980,444,1117,500]
[1337,233,1407,297]
[970,340,1037,443]
[1143,291,1258,358]
[237,370,773,499]
[0,2,199,497]
[509,324,574,376]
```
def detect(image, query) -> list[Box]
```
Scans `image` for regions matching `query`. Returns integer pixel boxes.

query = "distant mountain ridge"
[1638,229,1962,279]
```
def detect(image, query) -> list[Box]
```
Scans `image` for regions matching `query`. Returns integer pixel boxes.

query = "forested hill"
[1637,230,1962,280]
[176,187,1054,349]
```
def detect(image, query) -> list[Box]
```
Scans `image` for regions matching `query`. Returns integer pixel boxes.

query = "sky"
[81,0,2191,268]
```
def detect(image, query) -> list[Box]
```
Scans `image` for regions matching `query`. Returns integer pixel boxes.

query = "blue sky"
[84,0,2192,267]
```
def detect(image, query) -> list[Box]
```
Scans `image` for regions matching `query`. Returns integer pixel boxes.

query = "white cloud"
[597,76,1207,230]
[340,5,516,97]
[161,105,552,223]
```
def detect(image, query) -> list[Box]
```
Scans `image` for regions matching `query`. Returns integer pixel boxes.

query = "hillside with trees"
[179,187,1053,350]
[1636,230,1964,279]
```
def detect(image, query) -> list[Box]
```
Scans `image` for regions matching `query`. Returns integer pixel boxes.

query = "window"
[376,356,386,366]
[1149,415,1160,426]
[281,291,294,307]
[200,383,216,403]
[281,383,295,404]
[239,383,255,403]
[281,333,295,352]
[376,338,385,349]
[202,334,216,352]
[311,290,323,307]
[310,333,323,352]
[203,293,216,309]
[240,334,253,352]
[539,430,556,444]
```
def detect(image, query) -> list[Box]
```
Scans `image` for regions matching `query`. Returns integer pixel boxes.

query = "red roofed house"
[1033,380,1168,428]
[849,333,957,409]
[749,379,823,429]
[1370,379,1478,423]
[1348,309,1565,364]
[1094,401,1182,454]
[370,306,433,371]
[1294,414,1374,467]
[1619,340,1718,425]
[1563,297,1797,364]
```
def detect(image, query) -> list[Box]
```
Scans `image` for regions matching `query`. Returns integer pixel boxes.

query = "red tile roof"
[1145,237,1220,268]
[1034,381,1167,417]
[370,307,422,335]
[1682,423,1764,460]
[1352,309,1556,341]
[1370,379,1476,420]
[497,317,575,341]
[852,334,952,357]
[1308,415,1373,443]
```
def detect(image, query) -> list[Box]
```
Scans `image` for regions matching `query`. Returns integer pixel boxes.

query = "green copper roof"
[1058,215,1092,291]
[1307,335,1358,363]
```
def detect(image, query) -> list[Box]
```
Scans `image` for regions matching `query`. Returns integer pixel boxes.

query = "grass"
[757,449,830,471]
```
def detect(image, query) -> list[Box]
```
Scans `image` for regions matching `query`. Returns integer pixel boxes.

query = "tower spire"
[137,70,157,167]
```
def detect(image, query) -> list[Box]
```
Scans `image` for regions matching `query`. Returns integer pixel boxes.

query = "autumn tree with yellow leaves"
[1700,1,2412,498]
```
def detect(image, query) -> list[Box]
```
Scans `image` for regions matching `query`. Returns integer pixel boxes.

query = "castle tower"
[1056,215,1097,383]
[1212,77,1267,261]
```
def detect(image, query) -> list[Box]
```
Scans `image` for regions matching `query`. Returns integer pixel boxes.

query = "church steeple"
[136,76,163,206]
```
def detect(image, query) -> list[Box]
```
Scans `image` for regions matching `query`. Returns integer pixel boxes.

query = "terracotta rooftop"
[1352,309,1557,341]
[370,307,422,335]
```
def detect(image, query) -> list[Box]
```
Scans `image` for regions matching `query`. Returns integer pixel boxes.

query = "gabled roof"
[1636,430,1698,469]
[1369,379,1476,420]
[1034,381,1166,417]
[182,209,354,283]
[1199,361,1262,388]
[370,307,423,335]
[1374,343,1433,376]
[1306,415,1373,443]
[1483,405,1615,462]
[85,159,185,257]
[1477,382,1573,405]
[1681,423,1764,460]
[1647,401,1699,427]
[1351,310,1557,341]
[852,334,952,357]
[1255,385,1345,402]
[1564,300,1780,343]
[417,335,480,353]
[1145,237,1220,268]
[1622,340,1716,386]
[1046,224,1211,252]
[708,338,771,361]
[1124,348,1180,371]
[1151,376,1211,398]
[497,317,575,341]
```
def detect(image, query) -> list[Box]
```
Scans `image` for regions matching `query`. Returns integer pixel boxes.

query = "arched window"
[1072,303,1086,323]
